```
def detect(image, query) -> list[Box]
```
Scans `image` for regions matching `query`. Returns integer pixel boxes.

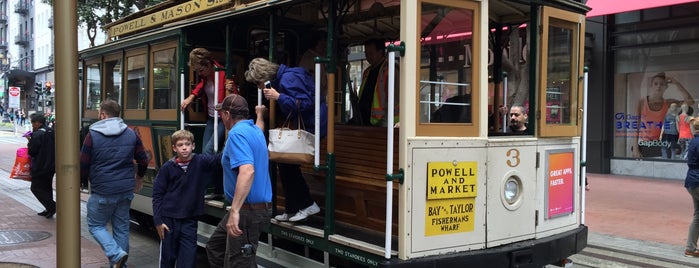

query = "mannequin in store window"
[631,72,693,159]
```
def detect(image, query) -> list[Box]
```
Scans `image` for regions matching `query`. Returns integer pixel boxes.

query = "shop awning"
[586,0,698,17]
[5,69,35,87]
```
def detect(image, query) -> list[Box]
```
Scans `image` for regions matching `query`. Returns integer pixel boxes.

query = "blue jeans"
[87,192,133,266]
[203,116,226,154]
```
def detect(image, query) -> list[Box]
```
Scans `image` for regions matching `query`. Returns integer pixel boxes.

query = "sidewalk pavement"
[0,169,159,267]
[0,123,30,137]
[0,175,106,267]
[584,173,699,265]
[1,167,698,266]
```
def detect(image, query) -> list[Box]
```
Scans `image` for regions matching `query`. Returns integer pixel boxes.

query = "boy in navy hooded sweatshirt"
[152,129,221,267]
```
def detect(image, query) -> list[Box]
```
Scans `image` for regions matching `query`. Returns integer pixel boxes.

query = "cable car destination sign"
[425,161,477,236]
[107,0,232,38]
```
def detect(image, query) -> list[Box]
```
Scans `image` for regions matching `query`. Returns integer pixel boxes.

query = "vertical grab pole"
[384,49,396,259]
[180,69,185,130]
[213,68,221,152]
[314,62,321,166]
[581,67,589,224]
[258,88,262,107]
[502,72,508,134]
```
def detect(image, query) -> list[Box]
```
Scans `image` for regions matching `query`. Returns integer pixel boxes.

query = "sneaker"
[274,213,290,221]
[289,203,320,222]
[114,253,128,268]
[685,250,699,258]
[204,193,224,200]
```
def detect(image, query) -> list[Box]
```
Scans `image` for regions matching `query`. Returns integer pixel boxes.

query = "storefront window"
[613,37,699,161]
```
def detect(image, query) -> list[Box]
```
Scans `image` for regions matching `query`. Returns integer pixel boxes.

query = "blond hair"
[244,58,279,84]
[188,48,213,68]
[171,129,195,145]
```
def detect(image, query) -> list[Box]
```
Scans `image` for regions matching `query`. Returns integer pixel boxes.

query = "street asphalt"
[2,122,699,267]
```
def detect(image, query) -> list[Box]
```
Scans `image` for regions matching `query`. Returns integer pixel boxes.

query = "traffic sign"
[8,86,20,109]
[9,86,20,96]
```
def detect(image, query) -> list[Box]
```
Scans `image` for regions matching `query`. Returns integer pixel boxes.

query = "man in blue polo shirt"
[205,94,272,267]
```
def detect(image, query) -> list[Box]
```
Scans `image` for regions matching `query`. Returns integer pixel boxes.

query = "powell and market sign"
[107,0,231,38]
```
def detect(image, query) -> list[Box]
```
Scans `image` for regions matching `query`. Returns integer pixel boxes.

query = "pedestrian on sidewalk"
[683,119,699,257]
[152,129,222,268]
[26,113,56,218]
[80,99,150,268]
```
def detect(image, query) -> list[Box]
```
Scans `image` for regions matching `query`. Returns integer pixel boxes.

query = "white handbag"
[268,111,315,165]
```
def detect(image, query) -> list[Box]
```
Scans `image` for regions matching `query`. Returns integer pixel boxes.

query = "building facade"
[0,0,103,117]
[585,1,699,179]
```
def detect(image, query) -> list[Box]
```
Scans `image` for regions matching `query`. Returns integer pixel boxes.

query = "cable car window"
[546,19,574,126]
[419,3,474,124]
[104,55,122,104]
[538,7,584,137]
[85,62,101,111]
[126,53,146,110]
[152,47,177,110]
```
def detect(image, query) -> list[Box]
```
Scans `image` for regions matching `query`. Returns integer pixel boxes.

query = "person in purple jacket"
[152,129,221,267]
[80,99,150,268]
[246,57,328,222]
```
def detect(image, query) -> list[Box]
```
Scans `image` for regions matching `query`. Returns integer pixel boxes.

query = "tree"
[43,0,162,47]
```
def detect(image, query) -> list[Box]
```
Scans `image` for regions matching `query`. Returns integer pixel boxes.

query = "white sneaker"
[274,213,290,221]
[289,203,320,222]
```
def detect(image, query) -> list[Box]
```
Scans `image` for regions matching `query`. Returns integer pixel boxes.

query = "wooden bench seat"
[275,124,399,233]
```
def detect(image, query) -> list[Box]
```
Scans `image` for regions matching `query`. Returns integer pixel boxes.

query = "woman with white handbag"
[245,57,328,222]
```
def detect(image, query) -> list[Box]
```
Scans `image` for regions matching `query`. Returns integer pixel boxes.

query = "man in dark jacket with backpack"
[27,113,56,218]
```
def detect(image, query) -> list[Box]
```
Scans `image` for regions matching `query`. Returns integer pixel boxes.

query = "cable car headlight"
[504,179,519,203]
[501,175,523,210]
